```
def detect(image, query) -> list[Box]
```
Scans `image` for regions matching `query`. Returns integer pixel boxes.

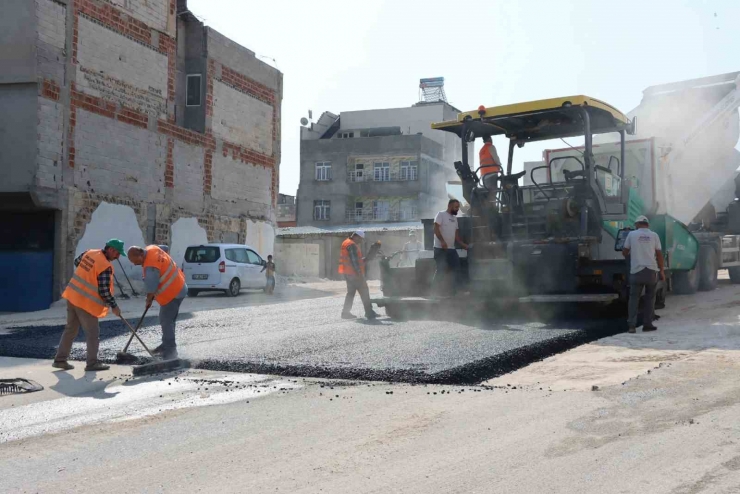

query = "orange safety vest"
[62,249,114,318]
[338,238,365,276]
[143,245,186,306]
[479,142,502,176]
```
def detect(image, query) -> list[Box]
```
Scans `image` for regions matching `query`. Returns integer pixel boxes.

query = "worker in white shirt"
[401,231,423,267]
[433,199,468,295]
[622,215,666,333]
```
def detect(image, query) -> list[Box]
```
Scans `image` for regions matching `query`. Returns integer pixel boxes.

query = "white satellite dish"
[300,117,309,126]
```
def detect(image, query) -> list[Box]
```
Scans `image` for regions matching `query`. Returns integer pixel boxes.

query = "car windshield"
[184,246,220,263]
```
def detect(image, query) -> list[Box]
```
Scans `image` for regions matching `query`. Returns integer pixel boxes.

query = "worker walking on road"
[622,215,666,333]
[433,199,469,296]
[479,135,503,192]
[53,239,126,371]
[127,245,187,360]
[339,231,379,320]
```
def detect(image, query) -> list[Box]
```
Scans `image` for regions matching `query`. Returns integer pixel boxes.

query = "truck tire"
[672,266,700,295]
[729,266,740,284]
[698,245,719,291]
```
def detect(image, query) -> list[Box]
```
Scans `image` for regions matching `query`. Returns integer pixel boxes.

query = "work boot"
[643,325,658,332]
[628,326,636,334]
[341,312,357,320]
[151,344,165,356]
[365,310,379,320]
[85,361,110,371]
[161,349,179,360]
[52,361,74,371]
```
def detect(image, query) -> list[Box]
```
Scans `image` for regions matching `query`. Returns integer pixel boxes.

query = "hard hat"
[635,215,649,225]
[354,230,365,238]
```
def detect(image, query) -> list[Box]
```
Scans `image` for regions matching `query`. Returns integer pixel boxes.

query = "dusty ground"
[2,277,740,492]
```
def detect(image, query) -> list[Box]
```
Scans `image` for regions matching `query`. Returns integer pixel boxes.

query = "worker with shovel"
[53,239,127,371]
[127,245,187,360]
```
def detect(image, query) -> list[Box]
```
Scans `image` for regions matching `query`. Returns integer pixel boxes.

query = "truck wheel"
[672,267,700,295]
[698,245,718,291]
[729,267,740,284]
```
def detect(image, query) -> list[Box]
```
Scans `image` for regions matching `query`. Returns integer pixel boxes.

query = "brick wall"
[172,140,205,210]
[108,0,173,35]
[73,109,166,200]
[211,151,272,211]
[76,16,168,117]
[36,0,67,81]
[211,80,274,155]
[36,97,65,189]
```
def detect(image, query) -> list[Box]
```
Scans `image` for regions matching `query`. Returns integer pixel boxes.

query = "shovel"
[116,308,153,363]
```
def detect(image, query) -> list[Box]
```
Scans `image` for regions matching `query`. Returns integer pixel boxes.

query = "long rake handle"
[121,306,150,354]
[119,315,154,357]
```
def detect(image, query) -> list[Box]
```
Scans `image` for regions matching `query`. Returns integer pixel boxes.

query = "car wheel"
[187,289,200,298]
[226,278,240,297]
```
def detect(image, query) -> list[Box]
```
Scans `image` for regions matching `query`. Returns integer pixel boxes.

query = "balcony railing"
[345,208,419,223]
[347,170,418,183]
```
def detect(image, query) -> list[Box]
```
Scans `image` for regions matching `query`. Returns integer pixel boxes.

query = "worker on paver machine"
[479,135,503,194]
[53,238,126,371]
[127,245,187,360]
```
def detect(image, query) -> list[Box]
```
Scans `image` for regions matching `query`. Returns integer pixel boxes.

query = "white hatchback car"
[182,243,267,297]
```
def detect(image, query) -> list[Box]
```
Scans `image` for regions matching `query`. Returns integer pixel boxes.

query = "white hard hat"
[635,215,649,224]
[354,230,365,238]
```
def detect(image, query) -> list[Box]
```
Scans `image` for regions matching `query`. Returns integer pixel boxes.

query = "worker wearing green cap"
[53,239,126,372]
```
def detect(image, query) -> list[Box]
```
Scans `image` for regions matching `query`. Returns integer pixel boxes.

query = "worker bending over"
[621,215,665,333]
[127,245,187,360]
[479,135,503,192]
[339,230,379,320]
[53,239,127,371]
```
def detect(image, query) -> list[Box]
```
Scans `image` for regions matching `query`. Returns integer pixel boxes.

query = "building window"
[186,74,202,106]
[400,199,418,220]
[354,202,363,221]
[315,162,332,181]
[373,162,390,182]
[373,200,390,221]
[400,161,418,181]
[349,163,364,182]
[314,200,331,220]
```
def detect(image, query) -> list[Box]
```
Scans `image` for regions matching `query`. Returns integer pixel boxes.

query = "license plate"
[192,274,208,280]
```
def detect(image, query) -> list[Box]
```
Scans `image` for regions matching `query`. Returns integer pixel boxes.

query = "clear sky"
[188,0,739,196]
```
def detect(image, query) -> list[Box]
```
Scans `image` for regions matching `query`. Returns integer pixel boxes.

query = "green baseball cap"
[105,238,127,257]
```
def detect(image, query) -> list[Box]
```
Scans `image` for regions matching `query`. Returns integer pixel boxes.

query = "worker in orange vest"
[127,245,187,360]
[479,135,503,192]
[339,230,378,320]
[53,238,126,371]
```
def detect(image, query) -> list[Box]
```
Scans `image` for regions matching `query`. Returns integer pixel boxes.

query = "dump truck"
[374,72,740,318]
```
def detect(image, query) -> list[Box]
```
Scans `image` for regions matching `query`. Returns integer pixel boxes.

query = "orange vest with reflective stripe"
[62,250,114,318]
[143,245,186,306]
[479,142,502,176]
[338,238,364,276]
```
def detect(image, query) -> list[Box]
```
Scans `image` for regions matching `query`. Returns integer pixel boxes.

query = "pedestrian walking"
[433,199,468,295]
[126,245,187,360]
[622,215,666,333]
[261,254,276,294]
[53,239,126,371]
[339,231,379,320]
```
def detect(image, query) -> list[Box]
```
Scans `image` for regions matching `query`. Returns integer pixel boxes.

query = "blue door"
[0,251,54,312]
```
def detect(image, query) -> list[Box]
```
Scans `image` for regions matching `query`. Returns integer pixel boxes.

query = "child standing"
[261,254,276,294]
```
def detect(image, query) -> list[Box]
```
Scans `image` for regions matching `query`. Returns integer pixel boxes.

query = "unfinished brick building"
[0,0,282,311]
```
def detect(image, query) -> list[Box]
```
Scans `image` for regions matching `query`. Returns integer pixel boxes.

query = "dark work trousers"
[433,247,461,296]
[628,268,658,328]
[343,274,373,316]
[160,296,184,351]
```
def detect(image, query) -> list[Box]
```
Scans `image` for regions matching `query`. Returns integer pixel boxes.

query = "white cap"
[354,230,365,238]
[635,215,649,224]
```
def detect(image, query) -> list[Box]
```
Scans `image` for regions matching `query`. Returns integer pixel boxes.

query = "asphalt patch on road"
[0,303,631,385]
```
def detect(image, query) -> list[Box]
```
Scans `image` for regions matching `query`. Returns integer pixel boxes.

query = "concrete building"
[0,0,282,311]
[277,193,296,227]
[296,101,468,228]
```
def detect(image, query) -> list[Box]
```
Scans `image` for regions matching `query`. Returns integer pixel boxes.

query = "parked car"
[182,243,267,297]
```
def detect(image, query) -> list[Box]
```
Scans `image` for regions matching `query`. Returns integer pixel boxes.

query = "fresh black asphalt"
[0,294,627,384]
